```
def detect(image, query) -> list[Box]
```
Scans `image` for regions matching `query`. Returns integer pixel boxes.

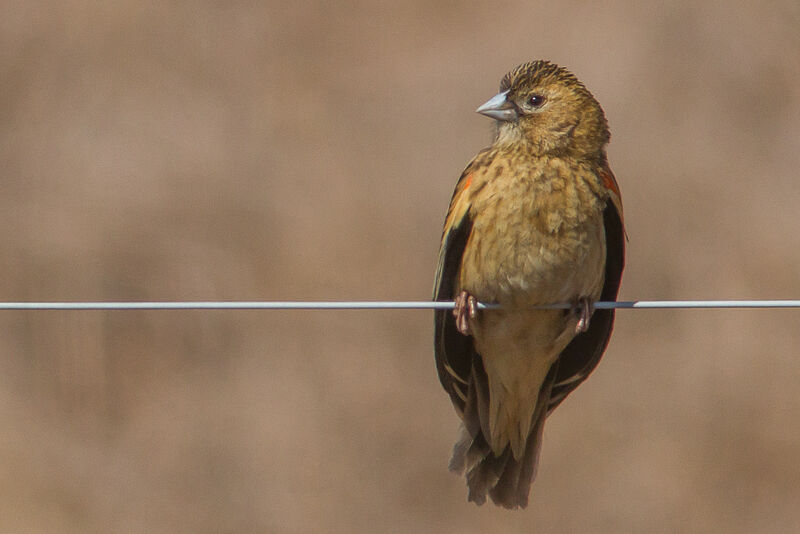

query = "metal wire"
[0,300,798,310]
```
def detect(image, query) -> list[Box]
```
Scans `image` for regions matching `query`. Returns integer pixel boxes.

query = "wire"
[0,300,798,310]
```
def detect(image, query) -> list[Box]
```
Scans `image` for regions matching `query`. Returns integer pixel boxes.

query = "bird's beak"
[476,90,518,122]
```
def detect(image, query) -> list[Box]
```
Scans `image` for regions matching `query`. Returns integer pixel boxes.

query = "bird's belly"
[460,208,606,306]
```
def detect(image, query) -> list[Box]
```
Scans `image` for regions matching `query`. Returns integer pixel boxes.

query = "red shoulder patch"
[461,173,473,191]
[599,166,620,199]
[598,163,625,231]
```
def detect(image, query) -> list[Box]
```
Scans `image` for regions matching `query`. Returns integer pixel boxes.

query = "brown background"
[2,1,800,532]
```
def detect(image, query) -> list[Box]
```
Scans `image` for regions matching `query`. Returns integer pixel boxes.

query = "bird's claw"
[453,290,478,336]
[574,297,594,334]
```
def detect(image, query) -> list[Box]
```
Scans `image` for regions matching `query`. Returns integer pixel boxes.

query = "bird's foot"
[574,297,594,334]
[453,290,478,336]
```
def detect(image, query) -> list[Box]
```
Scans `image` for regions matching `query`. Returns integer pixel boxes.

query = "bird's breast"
[458,158,607,306]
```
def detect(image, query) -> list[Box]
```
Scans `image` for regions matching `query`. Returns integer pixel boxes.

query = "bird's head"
[477,60,610,158]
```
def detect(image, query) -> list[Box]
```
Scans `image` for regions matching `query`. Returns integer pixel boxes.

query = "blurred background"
[1,1,800,532]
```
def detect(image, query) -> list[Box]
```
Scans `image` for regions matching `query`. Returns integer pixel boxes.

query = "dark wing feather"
[547,193,625,413]
[433,163,479,416]
[433,209,474,415]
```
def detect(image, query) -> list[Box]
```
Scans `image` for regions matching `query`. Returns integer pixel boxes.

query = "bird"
[433,60,625,509]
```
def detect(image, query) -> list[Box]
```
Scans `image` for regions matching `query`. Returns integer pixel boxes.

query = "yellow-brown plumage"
[433,60,625,509]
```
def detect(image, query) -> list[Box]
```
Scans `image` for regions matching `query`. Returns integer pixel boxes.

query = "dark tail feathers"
[448,404,546,509]
[449,362,557,509]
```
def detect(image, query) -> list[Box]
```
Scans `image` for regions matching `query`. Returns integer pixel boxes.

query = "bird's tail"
[449,363,556,509]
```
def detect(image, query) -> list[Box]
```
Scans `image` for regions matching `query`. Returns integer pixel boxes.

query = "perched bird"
[433,60,625,509]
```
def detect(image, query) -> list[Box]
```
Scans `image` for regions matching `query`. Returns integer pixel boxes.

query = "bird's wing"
[547,162,625,413]
[433,162,480,417]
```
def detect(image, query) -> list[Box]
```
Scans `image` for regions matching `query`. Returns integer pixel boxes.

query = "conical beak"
[476,90,518,122]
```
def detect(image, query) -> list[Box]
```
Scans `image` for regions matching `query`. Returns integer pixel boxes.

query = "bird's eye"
[528,95,546,108]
